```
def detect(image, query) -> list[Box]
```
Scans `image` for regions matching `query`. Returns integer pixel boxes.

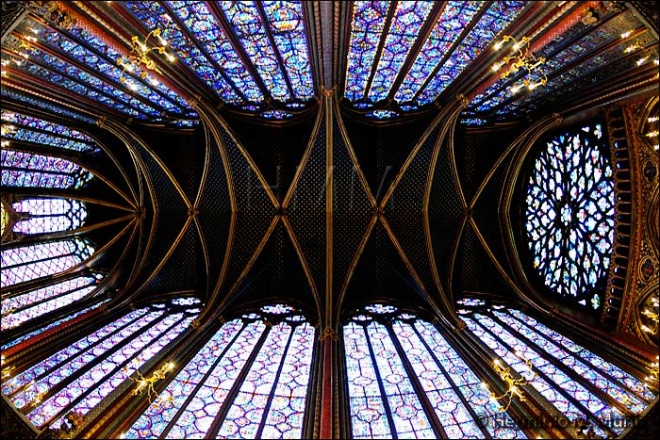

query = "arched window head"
[525,123,615,310]
[343,303,525,439]
[1,298,200,434]
[1,150,94,189]
[458,299,655,438]
[1,238,95,288]
[11,198,87,235]
[124,303,316,439]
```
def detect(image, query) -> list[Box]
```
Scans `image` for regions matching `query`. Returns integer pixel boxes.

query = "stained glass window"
[0,89,95,124]
[122,1,314,111]
[1,238,95,288]
[4,17,195,121]
[1,274,101,330]
[11,198,87,235]
[1,149,94,189]
[525,124,615,310]
[1,299,109,351]
[344,2,526,112]
[1,111,96,153]
[1,299,199,433]
[124,304,315,439]
[458,301,654,438]
[344,304,526,439]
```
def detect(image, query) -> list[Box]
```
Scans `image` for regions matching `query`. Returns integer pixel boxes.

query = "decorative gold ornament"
[482,356,536,412]
[492,35,547,94]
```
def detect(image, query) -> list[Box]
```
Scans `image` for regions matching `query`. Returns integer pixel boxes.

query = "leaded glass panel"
[12,198,87,235]
[2,149,93,189]
[525,124,615,309]
[124,304,315,439]
[1,238,95,288]
[1,299,199,433]
[344,304,526,439]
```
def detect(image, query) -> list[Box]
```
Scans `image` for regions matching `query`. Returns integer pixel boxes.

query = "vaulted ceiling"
[1,1,658,330]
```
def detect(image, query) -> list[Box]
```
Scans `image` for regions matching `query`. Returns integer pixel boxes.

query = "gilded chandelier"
[492,35,548,93]
[116,28,174,87]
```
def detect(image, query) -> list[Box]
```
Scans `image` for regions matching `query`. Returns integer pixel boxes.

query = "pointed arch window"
[1,149,94,189]
[1,238,95,288]
[11,197,87,235]
[458,300,655,438]
[1,298,200,432]
[125,304,316,439]
[525,123,615,311]
[343,304,525,439]
[1,111,97,153]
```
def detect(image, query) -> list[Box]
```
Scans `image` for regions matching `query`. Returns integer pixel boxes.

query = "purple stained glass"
[1,238,95,288]
[1,275,100,330]
[12,198,87,234]
[124,305,315,440]
[344,306,525,439]
[1,89,95,124]
[2,111,95,153]
[1,300,108,351]
[367,2,434,103]
[395,1,483,103]
[1,150,93,189]
[345,1,391,101]
[526,125,614,307]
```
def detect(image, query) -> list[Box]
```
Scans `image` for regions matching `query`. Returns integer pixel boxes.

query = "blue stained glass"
[1,238,95,288]
[166,1,263,102]
[261,110,293,120]
[461,314,613,438]
[526,125,614,306]
[2,150,93,189]
[417,2,527,105]
[345,306,526,439]
[262,1,315,101]
[1,300,108,351]
[345,1,391,101]
[0,89,95,124]
[12,198,87,235]
[123,1,242,104]
[492,310,647,414]
[24,20,190,117]
[1,275,100,330]
[472,13,632,112]
[366,1,434,102]
[366,109,399,120]
[395,1,483,103]
[2,111,95,153]
[62,24,195,115]
[219,1,292,101]
[3,51,142,119]
[34,313,194,430]
[124,305,315,440]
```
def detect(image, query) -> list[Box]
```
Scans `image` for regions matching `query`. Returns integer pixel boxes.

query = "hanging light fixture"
[481,355,536,412]
[116,28,175,88]
[491,35,548,94]
[124,360,175,405]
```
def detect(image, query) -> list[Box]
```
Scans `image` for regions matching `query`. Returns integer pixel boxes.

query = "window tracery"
[1,299,200,433]
[125,304,315,439]
[343,304,525,439]
[525,124,615,310]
